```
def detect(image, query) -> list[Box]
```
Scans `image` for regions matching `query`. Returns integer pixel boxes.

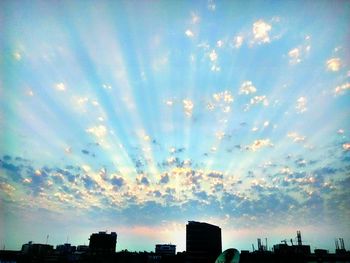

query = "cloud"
[213,90,234,103]
[207,0,216,11]
[326,58,341,71]
[111,176,125,188]
[137,175,150,186]
[250,95,269,106]
[191,12,200,24]
[86,125,108,139]
[288,48,301,64]
[55,83,66,91]
[183,99,194,117]
[233,36,244,48]
[334,82,350,96]
[252,20,272,44]
[13,51,22,61]
[343,143,350,151]
[287,132,306,143]
[185,29,194,38]
[239,81,257,95]
[159,173,170,184]
[209,50,218,62]
[247,139,273,151]
[0,182,16,196]
[296,96,307,113]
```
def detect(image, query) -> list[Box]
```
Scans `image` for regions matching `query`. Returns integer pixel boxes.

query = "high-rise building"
[186,221,222,263]
[89,231,117,254]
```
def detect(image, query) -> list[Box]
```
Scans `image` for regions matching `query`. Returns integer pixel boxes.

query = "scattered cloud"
[252,20,272,44]
[183,99,194,117]
[296,96,307,113]
[209,50,218,62]
[326,58,341,71]
[343,143,350,151]
[287,132,306,143]
[250,95,269,106]
[185,29,194,38]
[288,48,301,64]
[334,82,350,96]
[55,83,66,91]
[233,36,244,48]
[247,139,273,151]
[191,12,200,24]
[239,81,257,95]
[86,125,108,139]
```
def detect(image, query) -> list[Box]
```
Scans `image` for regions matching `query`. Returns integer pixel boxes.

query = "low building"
[155,244,176,255]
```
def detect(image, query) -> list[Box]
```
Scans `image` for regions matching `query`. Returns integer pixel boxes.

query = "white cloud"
[296,96,307,113]
[55,83,66,91]
[248,139,273,151]
[191,12,200,24]
[213,91,234,103]
[209,50,218,62]
[326,58,341,71]
[211,65,221,72]
[185,29,194,38]
[334,82,350,96]
[288,48,301,64]
[233,36,244,48]
[86,125,108,138]
[337,129,344,135]
[165,100,174,106]
[287,132,306,143]
[343,143,350,151]
[183,99,194,117]
[252,20,272,43]
[250,95,269,106]
[239,81,257,95]
[216,40,224,48]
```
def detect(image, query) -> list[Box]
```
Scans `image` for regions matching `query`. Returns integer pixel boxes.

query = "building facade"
[186,221,222,263]
[88,231,117,254]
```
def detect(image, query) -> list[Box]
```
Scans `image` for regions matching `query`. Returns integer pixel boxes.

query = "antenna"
[46,235,49,245]
[297,231,302,246]
[340,238,345,250]
[335,239,339,250]
[257,238,262,251]
[252,244,255,252]
[265,238,268,251]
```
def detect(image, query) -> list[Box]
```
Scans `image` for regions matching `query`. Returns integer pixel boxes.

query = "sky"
[0,0,350,253]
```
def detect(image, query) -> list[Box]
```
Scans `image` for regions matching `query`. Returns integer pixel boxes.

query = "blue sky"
[1,0,350,253]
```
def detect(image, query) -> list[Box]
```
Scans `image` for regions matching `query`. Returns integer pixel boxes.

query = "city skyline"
[1,0,350,253]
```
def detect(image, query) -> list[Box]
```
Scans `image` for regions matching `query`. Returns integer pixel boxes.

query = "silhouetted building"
[77,244,89,252]
[186,221,222,263]
[89,231,117,254]
[21,241,54,256]
[155,244,176,255]
[56,243,76,254]
[273,231,311,256]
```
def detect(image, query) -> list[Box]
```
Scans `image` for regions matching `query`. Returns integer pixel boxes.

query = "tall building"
[186,221,222,263]
[89,231,117,254]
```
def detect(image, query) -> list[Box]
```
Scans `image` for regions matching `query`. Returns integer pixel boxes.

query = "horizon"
[1,0,350,254]
[2,223,348,253]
